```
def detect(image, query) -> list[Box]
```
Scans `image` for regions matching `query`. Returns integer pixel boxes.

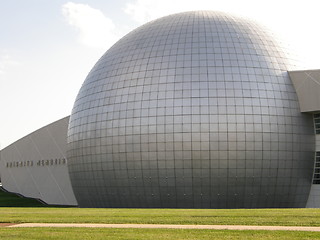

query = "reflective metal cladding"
[67,11,315,208]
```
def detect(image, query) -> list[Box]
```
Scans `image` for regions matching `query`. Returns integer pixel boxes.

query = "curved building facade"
[0,117,77,206]
[67,11,315,208]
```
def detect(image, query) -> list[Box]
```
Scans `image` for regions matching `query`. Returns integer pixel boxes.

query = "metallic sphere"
[67,11,314,208]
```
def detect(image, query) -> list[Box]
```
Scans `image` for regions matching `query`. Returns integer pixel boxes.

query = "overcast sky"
[1,0,320,149]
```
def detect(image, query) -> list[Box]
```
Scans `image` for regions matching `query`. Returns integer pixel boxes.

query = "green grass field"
[1,208,320,239]
[1,228,320,240]
[0,189,44,207]
[1,208,320,226]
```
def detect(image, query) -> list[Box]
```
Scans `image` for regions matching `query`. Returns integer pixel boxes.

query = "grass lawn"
[1,208,320,239]
[0,189,44,207]
[1,228,320,240]
[0,228,320,240]
[1,208,320,226]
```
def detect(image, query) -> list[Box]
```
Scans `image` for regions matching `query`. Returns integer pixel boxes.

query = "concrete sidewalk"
[7,223,320,232]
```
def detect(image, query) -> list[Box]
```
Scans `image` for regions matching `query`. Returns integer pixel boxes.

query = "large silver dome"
[67,11,314,208]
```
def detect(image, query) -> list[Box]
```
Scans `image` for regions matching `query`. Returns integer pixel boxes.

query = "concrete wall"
[306,134,320,208]
[288,70,320,113]
[0,116,77,206]
[289,70,320,208]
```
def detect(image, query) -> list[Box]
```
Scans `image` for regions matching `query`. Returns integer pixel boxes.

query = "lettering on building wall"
[6,158,67,168]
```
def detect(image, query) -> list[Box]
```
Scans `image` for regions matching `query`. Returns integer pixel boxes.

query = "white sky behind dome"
[1,0,320,149]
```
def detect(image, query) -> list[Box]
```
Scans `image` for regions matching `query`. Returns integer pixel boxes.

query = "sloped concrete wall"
[0,116,77,206]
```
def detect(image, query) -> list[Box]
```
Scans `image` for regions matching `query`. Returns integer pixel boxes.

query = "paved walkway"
[7,223,320,232]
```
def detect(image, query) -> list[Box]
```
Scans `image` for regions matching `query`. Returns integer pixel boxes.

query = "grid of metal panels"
[67,11,315,208]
